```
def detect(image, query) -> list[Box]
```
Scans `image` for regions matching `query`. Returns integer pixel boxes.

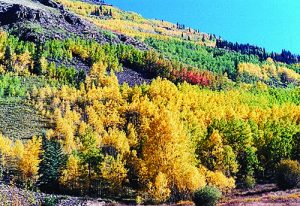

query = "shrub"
[42,195,59,206]
[193,186,222,206]
[242,175,256,189]
[205,170,235,193]
[135,195,143,205]
[277,159,300,189]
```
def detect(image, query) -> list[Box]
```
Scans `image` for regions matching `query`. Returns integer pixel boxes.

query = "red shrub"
[172,68,213,87]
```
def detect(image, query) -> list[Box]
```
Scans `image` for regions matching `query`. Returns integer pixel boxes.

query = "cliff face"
[0,0,147,49]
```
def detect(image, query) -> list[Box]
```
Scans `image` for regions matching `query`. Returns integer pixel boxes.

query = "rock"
[118,34,147,50]
[0,0,148,50]
[115,67,152,87]
[35,0,60,9]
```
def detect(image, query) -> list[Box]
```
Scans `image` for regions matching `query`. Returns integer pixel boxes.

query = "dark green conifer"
[38,135,66,193]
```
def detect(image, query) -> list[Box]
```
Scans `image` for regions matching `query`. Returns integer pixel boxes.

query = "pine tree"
[100,5,103,14]
[4,45,13,71]
[33,45,43,75]
[38,135,66,193]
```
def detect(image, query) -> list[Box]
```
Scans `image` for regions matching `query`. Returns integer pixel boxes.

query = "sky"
[106,0,300,54]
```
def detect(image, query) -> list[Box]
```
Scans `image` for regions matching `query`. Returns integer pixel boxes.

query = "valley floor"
[1,183,300,206]
[220,184,300,206]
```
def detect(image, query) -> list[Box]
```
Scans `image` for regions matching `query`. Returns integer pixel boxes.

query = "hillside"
[0,0,299,206]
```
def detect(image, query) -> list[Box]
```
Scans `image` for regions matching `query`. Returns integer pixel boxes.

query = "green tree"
[39,135,66,193]
[78,128,102,192]
[4,45,13,71]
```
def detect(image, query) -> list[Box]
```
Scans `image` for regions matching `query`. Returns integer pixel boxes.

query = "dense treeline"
[27,34,223,88]
[216,39,300,67]
[145,37,261,78]
[145,37,300,87]
[1,30,211,89]
[28,74,300,203]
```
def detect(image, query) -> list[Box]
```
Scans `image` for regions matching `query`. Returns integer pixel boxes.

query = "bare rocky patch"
[116,67,152,87]
[220,184,300,206]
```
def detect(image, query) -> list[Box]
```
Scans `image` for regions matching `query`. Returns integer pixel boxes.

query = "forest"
[216,39,300,65]
[0,0,299,205]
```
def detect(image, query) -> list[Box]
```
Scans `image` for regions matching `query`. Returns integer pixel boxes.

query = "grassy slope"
[0,76,57,140]
[0,100,49,140]
[54,0,216,46]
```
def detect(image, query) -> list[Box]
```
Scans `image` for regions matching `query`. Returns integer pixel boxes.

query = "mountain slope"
[0,0,147,50]
[0,1,299,205]
[54,0,216,46]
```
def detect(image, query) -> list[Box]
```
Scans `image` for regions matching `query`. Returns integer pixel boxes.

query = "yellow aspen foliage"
[18,137,42,184]
[179,166,206,192]
[14,50,32,75]
[205,170,235,193]
[261,63,277,78]
[238,63,263,80]
[12,140,25,159]
[139,108,204,195]
[200,130,238,175]
[78,121,89,137]
[55,104,81,153]
[266,57,274,63]
[45,129,55,140]
[277,66,300,84]
[40,56,48,74]
[238,62,300,85]
[147,172,171,203]
[90,61,107,81]
[0,134,25,183]
[0,133,13,157]
[86,105,104,134]
[27,57,300,200]
[0,31,7,53]
[0,64,5,74]
[100,155,127,193]
[102,128,130,155]
[60,154,81,190]
[126,123,138,147]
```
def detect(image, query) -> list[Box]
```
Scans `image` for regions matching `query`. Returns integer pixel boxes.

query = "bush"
[193,186,222,206]
[205,170,235,193]
[242,175,256,189]
[42,195,59,206]
[277,159,300,189]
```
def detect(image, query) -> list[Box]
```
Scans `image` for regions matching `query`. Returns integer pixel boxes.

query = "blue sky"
[106,0,300,54]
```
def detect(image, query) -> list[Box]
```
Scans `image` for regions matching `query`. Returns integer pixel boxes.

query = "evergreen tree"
[100,5,103,14]
[38,135,66,193]
[33,45,43,75]
[4,45,13,71]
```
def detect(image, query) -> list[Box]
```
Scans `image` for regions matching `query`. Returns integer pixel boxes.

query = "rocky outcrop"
[115,67,152,87]
[0,0,113,43]
[118,34,148,51]
[0,0,147,50]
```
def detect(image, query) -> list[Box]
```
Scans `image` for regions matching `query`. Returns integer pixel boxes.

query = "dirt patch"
[220,184,300,206]
[116,67,152,87]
